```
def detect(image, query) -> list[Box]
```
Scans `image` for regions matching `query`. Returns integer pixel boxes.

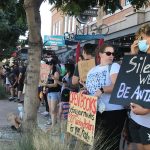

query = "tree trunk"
[23,0,43,131]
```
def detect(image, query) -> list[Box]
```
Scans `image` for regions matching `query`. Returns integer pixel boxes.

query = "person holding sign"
[86,44,126,150]
[126,24,150,150]
[72,43,96,87]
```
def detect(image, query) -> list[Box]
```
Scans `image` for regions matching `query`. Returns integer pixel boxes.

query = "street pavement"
[0,99,48,128]
[0,99,48,142]
[0,100,18,127]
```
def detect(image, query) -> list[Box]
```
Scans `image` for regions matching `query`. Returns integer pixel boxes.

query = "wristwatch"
[100,87,104,94]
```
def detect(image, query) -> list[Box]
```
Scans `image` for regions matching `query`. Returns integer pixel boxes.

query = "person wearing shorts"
[41,59,61,128]
[128,24,150,150]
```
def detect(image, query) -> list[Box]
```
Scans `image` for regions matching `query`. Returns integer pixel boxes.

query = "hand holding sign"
[130,103,150,115]
[67,92,97,145]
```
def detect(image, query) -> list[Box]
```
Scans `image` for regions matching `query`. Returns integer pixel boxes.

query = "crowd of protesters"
[0,24,150,150]
[1,60,27,103]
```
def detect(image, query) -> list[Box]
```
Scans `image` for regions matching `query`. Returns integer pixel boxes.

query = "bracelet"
[100,87,104,94]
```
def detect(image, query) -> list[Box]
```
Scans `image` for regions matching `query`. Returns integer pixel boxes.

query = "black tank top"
[48,66,61,92]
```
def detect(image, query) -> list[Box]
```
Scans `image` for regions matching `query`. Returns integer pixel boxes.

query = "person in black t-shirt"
[15,62,26,102]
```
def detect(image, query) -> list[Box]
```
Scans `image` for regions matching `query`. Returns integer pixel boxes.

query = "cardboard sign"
[78,59,95,82]
[40,64,50,82]
[110,54,150,108]
[67,92,97,145]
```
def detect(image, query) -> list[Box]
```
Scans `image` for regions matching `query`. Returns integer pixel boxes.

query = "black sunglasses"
[104,51,115,56]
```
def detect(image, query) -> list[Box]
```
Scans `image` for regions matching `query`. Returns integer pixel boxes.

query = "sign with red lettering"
[67,92,97,145]
[40,64,50,82]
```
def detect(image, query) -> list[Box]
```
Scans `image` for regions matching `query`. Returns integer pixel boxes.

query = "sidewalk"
[0,99,50,130]
[0,99,134,150]
[0,100,50,140]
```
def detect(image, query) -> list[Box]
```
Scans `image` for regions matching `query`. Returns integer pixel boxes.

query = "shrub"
[14,124,118,150]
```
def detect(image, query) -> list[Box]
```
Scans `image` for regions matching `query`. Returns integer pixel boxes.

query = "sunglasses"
[104,51,115,56]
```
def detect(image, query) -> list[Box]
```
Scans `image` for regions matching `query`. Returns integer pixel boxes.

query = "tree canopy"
[49,0,150,15]
[0,0,27,59]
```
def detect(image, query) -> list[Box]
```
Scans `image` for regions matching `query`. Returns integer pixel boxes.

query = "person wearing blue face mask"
[131,24,150,54]
[127,24,150,150]
[138,40,149,53]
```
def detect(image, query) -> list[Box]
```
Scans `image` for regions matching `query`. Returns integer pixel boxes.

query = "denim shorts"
[47,92,60,101]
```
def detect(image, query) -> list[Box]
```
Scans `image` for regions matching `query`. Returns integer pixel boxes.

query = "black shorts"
[18,83,24,91]
[128,118,150,144]
[13,83,18,89]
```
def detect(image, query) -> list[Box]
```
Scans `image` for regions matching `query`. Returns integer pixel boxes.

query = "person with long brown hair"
[86,44,126,150]
[41,59,61,130]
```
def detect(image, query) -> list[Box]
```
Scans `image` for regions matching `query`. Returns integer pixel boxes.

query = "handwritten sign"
[78,59,95,82]
[40,64,50,82]
[67,92,97,145]
[110,54,150,108]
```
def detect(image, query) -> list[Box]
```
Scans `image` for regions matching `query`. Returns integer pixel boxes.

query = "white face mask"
[138,40,149,53]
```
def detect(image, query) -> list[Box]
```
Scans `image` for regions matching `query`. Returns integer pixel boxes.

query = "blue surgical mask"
[138,40,149,53]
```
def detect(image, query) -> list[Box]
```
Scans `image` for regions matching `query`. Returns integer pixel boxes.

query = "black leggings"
[94,109,127,150]
[44,94,49,112]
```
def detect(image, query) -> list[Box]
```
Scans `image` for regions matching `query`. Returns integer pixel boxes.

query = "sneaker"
[46,120,52,125]
[9,97,15,101]
[14,98,20,102]
[18,100,24,104]
[44,113,50,117]
[41,111,49,115]
[44,119,52,126]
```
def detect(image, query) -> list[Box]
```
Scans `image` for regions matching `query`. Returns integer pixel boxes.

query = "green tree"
[0,0,27,60]
[51,0,150,15]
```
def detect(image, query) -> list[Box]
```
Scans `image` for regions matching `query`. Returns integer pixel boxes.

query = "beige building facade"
[50,6,78,36]
[50,1,150,59]
[97,0,150,47]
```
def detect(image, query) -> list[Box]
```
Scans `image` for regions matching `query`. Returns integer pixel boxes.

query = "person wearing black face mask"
[40,59,61,130]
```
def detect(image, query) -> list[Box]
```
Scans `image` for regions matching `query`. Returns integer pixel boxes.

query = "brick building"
[50,1,150,61]
[97,0,150,52]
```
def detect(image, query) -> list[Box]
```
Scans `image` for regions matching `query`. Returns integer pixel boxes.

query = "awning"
[104,22,150,41]
[65,40,78,45]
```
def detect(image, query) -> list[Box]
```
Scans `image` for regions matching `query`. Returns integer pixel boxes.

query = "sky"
[19,1,52,41]
[40,1,52,39]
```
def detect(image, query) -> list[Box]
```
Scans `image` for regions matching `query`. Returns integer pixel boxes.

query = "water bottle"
[18,103,24,120]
